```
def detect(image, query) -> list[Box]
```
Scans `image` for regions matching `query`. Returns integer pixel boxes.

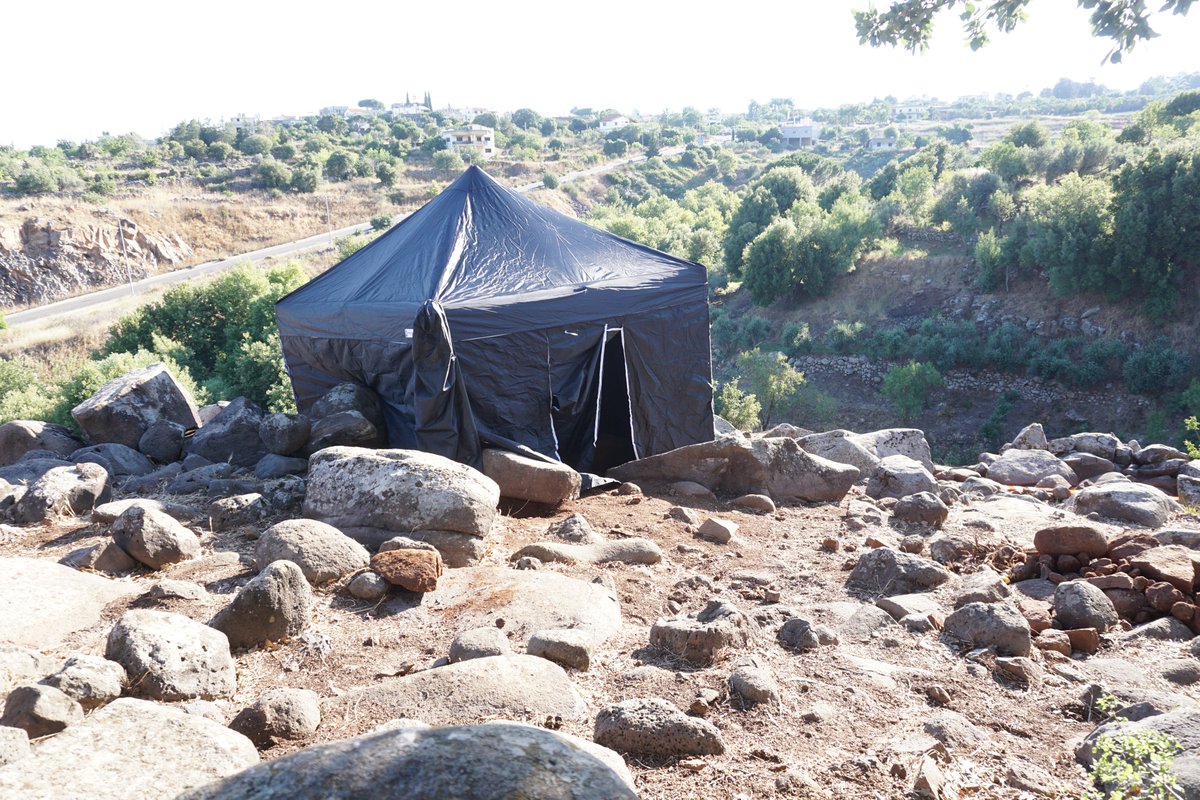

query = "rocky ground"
[2,367,1200,798]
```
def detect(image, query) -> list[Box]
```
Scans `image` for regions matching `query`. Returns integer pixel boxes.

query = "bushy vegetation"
[882,361,943,421]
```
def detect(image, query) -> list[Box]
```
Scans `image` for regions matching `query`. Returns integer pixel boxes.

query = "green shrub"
[734,348,805,427]
[370,215,393,231]
[714,379,761,431]
[980,390,1018,450]
[542,172,559,189]
[974,229,1004,291]
[1087,728,1181,799]
[782,322,812,356]
[432,150,465,171]
[882,361,943,422]
[1124,337,1191,395]
[825,320,865,353]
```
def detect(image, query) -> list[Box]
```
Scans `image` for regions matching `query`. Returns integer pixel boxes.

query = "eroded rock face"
[178,723,635,800]
[607,436,859,503]
[304,447,500,544]
[71,364,201,450]
[105,610,236,701]
[649,600,753,665]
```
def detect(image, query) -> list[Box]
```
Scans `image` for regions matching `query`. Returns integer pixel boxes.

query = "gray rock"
[1136,443,1189,465]
[229,688,321,746]
[208,493,269,532]
[11,462,110,524]
[892,491,949,527]
[323,655,587,727]
[309,382,385,431]
[1006,423,1048,451]
[732,493,776,513]
[1060,432,1121,460]
[179,723,634,800]
[1062,451,1117,481]
[254,519,370,584]
[1115,617,1194,643]
[207,477,264,498]
[41,655,125,709]
[347,571,390,601]
[0,698,258,800]
[258,413,310,457]
[0,727,29,767]
[729,656,781,707]
[105,610,236,701]
[607,435,860,503]
[527,629,594,671]
[0,557,136,650]
[876,593,942,621]
[148,579,209,602]
[594,697,725,756]
[697,516,737,543]
[165,462,236,495]
[943,602,1031,656]
[1179,475,1200,508]
[449,627,512,662]
[866,455,938,500]
[0,421,82,466]
[797,429,880,472]
[1067,480,1178,528]
[510,538,662,566]
[482,448,580,507]
[305,447,499,545]
[649,600,753,665]
[92,497,197,525]
[121,462,185,493]
[778,616,839,651]
[0,645,54,686]
[986,449,1076,487]
[1078,708,1200,766]
[547,513,601,544]
[111,505,200,569]
[669,505,702,526]
[70,364,201,450]
[71,443,154,477]
[60,540,138,574]
[856,428,935,471]
[954,567,1011,608]
[1163,659,1200,686]
[0,684,83,738]
[137,419,185,464]
[839,604,898,643]
[848,547,951,596]
[304,410,384,455]
[210,560,312,650]
[254,453,308,480]
[1033,524,1112,557]
[186,396,268,468]
[923,709,990,749]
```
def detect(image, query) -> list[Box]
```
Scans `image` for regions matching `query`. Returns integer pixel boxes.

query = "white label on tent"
[405,328,413,338]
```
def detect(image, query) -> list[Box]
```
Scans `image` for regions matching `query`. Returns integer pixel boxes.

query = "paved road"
[7,148,687,328]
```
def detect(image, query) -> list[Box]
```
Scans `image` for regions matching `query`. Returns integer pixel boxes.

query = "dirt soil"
[2,474,1153,799]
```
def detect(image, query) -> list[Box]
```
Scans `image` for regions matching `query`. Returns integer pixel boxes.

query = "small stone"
[147,579,209,602]
[347,572,389,601]
[801,702,833,723]
[527,629,594,671]
[41,655,126,709]
[994,656,1043,685]
[697,517,737,544]
[1065,628,1101,654]
[778,617,838,652]
[514,556,541,570]
[942,603,1032,656]
[1163,659,1200,686]
[649,600,753,666]
[0,684,84,738]
[732,493,775,513]
[449,627,511,663]
[1033,629,1072,656]
[370,549,443,593]
[209,561,312,651]
[669,506,702,526]
[594,698,725,756]
[728,657,781,707]
[229,688,321,747]
[111,506,200,570]
[926,685,951,705]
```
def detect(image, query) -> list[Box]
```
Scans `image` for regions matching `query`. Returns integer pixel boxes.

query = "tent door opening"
[592,328,637,474]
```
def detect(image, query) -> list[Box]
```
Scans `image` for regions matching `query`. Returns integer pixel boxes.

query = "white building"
[892,103,929,121]
[780,118,822,148]
[442,124,495,157]
[867,136,898,150]
[228,113,259,134]
[598,114,631,132]
[319,106,350,118]
[391,102,428,119]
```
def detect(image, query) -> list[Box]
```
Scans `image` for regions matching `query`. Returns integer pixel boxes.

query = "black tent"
[275,166,714,473]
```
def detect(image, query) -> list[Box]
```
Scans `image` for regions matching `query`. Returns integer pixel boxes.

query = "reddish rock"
[1065,628,1100,655]
[1107,534,1158,562]
[1133,576,1152,592]
[1057,555,1082,574]
[1146,582,1187,613]
[370,549,444,593]
[1033,629,1072,656]
[1129,546,1197,594]
[1171,602,1197,623]
[1033,525,1109,557]
[1086,574,1135,592]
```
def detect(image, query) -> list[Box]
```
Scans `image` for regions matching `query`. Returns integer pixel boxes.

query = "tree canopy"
[854,0,1194,63]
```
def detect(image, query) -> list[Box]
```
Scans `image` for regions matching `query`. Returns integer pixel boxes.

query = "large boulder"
[111,505,200,569]
[258,413,311,457]
[0,698,258,800]
[848,547,951,596]
[0,421,82,466]
[310,382,386,431]
[1054,580,1120,632]
[11,463,110,524]
[481,448,581,507]
[303,411,384,455]
[607,435,859,503]
[865,455,937,500]
[942,602,1032,656]
[70,363,201,449]
[0,557,136,650]
[985,449,1076,487]
[796,430,880,473]
[210,561,312,650]
[304,447,500,556]
[254,519,369,584]
[186,397,268,468]
[70,443,154,478]
[41,655,126,710]
[1067,479,1179,528]
[105,610,236,701]
[178,723,635,800]
[0,684,83,739]
[228,687,321,746]
[856,428,935,471]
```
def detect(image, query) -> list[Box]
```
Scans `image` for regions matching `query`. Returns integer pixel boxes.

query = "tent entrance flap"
[592,328,637,474]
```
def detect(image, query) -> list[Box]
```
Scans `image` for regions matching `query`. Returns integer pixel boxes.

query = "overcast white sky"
[5,0,1199,148]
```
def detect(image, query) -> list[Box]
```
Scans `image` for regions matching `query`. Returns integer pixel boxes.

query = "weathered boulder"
[304,447,500,553]
[253,453,307,480]
[1033,524,1112,557]
[777,616,839,651]
[179,723,634,800]
[649,600,752,665]
[229,688,320,746]
[1062,451,1118,481]
[595,697,724,756]
[258,413,311,457]
[71,443,155,478]
[511,539,662,566]
[1055,432,1121,460]
[866,455,938,500]
[186,397,268,468]
[309,382,385,431]
[0,421,82,466]
[105,610,236,701]
[303,410,384,455]
[1006,423,1048,451]
[1077,708,1200,766]
[208,493,269,532]
[111,505,200,569]
[11,462,110,524]
[942,602,1032,656]
[449,627,512,663]
[856,428,935,471]
[137,419,185,464]
[546,513,602,544]
[1067,480,1178,528]
[0,557,136,650]
[70,364,201,449]
[728,656,782,707]
[608,435,859,503]
[164,462,236,495]
[0,684,83,738]
[848,547,951,596]
[210,561,312,650]
[0,698,258,800]
[481,448,580,507]
[985,449,1076,487]
[796,429,879,472]
[1179,475,1200,508]
[41,655,126,710]
[1054,581,1120,632]
[527,628,595,671]
[255,519,369,584]
[120,462,183,494]
[893,491,949,527]
[0,727,28,767]
[953,567,1011,607]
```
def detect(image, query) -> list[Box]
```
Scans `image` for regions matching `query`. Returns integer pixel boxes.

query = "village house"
[780,118,822,148]
[441,124,495,157]
[598,114,631,133]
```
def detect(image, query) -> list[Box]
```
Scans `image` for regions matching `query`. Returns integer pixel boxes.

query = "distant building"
[892,103,929,122]
[780,118,822,148]
[867,135,898,151]
[228,113,259,134]
[442,124,495,157]
[598,114,631,132]
[319,106,350,118]
[391,102,428,119]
